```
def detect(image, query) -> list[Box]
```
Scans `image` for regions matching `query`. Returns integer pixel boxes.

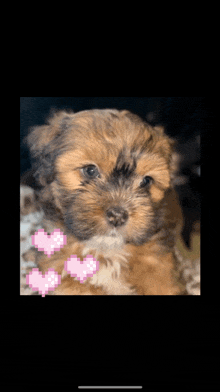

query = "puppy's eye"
[140,176,153,188]
[82,165,100,178]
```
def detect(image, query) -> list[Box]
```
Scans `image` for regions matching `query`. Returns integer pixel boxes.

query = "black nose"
[106,206,128,227]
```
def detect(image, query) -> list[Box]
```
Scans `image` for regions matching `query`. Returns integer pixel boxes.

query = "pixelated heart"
[32,229,67,257]
[26,268,61,297]
[64,255,99,283]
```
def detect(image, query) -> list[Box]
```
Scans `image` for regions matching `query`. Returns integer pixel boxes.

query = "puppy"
[27,109,184,295]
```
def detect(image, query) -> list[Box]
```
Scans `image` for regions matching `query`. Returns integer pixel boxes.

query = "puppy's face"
[28,109,174,247]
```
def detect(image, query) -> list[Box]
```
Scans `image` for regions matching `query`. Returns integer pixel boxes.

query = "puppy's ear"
[153,125,177,170]
[26,110,72,186]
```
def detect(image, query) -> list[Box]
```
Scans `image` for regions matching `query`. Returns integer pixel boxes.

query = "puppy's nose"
[106,206,128,227]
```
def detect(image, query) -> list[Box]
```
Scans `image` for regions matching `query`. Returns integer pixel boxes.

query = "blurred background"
[20,97,206,254]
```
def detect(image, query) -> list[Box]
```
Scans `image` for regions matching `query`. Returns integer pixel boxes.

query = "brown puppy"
[27,109,183,295]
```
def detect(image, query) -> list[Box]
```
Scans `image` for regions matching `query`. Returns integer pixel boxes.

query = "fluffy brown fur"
[27,109,184,295]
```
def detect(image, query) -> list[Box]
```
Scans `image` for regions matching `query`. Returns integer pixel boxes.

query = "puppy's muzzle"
[106,206,128,227]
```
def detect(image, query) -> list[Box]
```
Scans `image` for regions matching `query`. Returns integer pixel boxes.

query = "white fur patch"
[80,231,137,295]
[82,229,124,253]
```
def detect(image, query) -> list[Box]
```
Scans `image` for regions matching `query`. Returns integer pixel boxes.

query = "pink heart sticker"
[26,268,61,297]
[64,255,99,283]
[32,229,67,257]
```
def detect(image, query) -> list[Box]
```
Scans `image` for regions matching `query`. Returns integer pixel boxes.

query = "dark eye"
[82,165,100,178]
[140,176,153,188]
